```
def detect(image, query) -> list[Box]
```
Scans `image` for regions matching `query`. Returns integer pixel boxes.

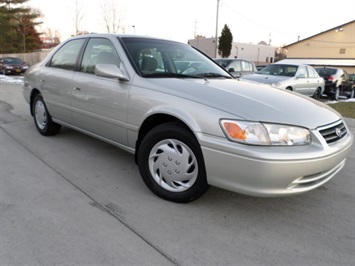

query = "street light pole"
[215,0,220,58]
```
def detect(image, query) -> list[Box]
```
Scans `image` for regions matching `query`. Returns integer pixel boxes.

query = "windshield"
[120,37,232,79]
[214,59,232,68]
[4,57,24,64]
[315,68,337,76]
[259,64,298,77]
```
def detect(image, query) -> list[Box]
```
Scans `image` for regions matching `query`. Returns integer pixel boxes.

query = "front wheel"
[32,94,61,136]
[137,122,208,203]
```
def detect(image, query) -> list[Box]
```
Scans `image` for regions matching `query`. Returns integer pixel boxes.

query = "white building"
[188,37,276,66]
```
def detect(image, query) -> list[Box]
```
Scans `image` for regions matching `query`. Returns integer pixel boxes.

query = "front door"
[71,37,130,146]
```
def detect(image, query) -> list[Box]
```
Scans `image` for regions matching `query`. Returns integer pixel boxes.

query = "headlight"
[5,66,14,69]
[271,82,283,89]
[220,120,311,146]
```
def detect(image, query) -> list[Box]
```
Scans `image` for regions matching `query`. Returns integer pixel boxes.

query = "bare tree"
[72,0,85,36]
[100,0,125,33]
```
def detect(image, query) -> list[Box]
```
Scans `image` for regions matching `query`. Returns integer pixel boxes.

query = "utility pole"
[215,0,220,57]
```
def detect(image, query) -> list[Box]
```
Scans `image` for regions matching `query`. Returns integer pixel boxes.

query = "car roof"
[273,63,310,67]
[67,33,182,44]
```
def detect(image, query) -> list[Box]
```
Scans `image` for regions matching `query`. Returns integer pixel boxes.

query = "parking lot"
[1,76,355,265]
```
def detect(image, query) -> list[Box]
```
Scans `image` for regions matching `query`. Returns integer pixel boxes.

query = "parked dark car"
[315,67,354,100]
[214,58,257,78]
[0,57,29,75]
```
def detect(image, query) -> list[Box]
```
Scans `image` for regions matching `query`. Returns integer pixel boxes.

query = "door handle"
[73,87,81,91]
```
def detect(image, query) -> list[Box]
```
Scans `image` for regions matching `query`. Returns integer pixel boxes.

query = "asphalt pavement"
[1,79,354,266]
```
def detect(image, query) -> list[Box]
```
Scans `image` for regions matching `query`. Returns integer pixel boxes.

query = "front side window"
[80,38,121,74]
[259,64,298,77]
[49,39,85,70]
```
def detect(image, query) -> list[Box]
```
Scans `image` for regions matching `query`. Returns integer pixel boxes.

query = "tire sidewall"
[32,94,60,136]
[137,122,208,203]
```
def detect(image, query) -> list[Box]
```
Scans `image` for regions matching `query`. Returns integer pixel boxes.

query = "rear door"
[292,65,309,95]
[39,38,86,123]
[306,66,323,96]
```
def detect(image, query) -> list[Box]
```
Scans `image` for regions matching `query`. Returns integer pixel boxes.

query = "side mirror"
[228,68,235,72]
[95,64,129,81]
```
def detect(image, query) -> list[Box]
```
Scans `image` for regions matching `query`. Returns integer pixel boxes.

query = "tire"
[137,122,208,203]
[331,87,340,101]
[312,88,321,100]
[348,88,354,99]
[32,94,61,136]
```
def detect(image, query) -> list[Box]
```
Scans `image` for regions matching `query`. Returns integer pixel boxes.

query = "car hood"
[134,77,340,129]
[241,73,291,84]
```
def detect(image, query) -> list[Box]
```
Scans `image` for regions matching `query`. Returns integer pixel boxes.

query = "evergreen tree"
[0,0,42,53]
[218,24,233,58]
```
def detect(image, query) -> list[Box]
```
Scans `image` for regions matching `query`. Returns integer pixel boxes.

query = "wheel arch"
[29,88,41,116]
[135,113,198,164]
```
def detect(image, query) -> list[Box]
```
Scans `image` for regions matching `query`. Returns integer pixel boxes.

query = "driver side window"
[80,38,121,74]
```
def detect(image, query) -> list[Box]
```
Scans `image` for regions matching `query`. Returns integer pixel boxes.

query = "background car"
[315,67,354,100]
[214,58,257,78]
[0,57,29,75]
[241,63,325,99]
[256,64,268,71]
[349,73,355,82]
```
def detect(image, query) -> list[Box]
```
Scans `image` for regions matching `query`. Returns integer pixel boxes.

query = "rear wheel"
[137,122,208,203]
[331,87,340,100]
[32,94,61,136]
[312,88,321,100]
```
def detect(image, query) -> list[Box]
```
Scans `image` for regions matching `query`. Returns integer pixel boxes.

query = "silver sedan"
[23,34,353,202]
[242,63,325,99]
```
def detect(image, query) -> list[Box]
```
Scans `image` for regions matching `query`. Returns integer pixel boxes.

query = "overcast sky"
[29,0,355,46]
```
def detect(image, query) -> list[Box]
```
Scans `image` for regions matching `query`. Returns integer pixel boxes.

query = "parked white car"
[23,34,352,202]
[242,63,325,99]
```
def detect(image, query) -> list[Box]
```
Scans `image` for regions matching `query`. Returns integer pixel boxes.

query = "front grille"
[318,120,347,144]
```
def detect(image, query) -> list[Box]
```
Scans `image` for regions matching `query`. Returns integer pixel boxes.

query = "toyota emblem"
[335,128,342,137]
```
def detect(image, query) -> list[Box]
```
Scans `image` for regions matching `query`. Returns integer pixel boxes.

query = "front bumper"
[324,82,337,95]
[198,124,353,197]
[4,67,27,74]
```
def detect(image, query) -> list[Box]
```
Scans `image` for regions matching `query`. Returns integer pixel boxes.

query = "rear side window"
[307,67,318,78]
[297,66,308,77]
[49,39,85,70]
[241,61,253,71]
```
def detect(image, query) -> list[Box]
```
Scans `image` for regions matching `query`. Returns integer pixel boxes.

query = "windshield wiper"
[196,73,232,79]
[142,72,200,78]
